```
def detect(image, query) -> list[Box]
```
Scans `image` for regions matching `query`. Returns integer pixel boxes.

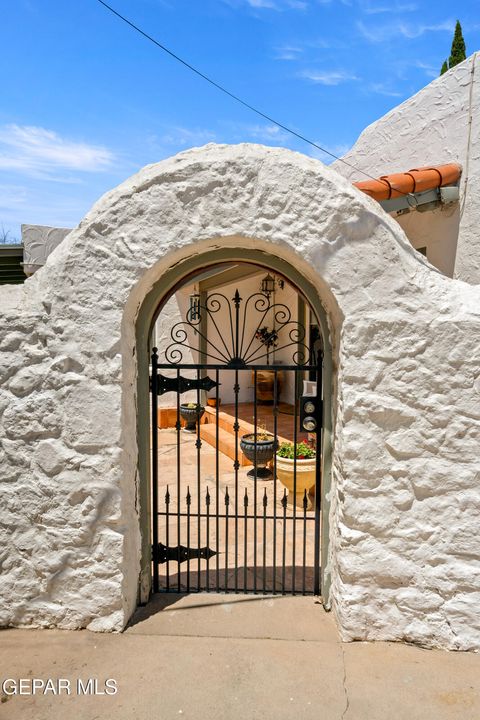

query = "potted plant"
[255,326,278,366]
[240,430,279,479]
[179,402,205,433]
[275,441,316,510]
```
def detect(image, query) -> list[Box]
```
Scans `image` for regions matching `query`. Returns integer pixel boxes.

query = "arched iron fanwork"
[164,289,311,367]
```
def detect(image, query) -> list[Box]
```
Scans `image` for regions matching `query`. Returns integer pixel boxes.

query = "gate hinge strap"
[154,373,219,396]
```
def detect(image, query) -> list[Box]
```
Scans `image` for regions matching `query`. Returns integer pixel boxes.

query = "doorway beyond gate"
[149,263,324,596]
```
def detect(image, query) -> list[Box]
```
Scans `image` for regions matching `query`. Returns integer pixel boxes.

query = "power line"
[95,0,393,189]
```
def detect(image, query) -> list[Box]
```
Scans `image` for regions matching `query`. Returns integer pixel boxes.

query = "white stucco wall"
[333,53,480,284]
[0,144,479,650]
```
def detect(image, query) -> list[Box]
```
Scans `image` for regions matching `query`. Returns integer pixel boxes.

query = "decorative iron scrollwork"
[163,288,311,366]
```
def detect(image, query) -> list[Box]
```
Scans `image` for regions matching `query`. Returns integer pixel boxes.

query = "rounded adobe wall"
[0,144,479,649]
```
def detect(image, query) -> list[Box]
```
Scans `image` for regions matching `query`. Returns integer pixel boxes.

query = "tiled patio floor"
[156,429,319,594]
[220,401,309,443]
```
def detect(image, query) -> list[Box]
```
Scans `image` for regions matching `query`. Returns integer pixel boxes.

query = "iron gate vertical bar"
[150,348,159,594]
[225,488,230,590]
[313,349,323,596]
[253,368,258,593]
[243,488,248,591]
[215,370,220,592]
[206,487,211,589]
[292,370,299,594]
[302,491,307,595]
[262,488,267,593]
[234,369,239,592]
[196,369,202,591]
[186,486,191,593]
[176,368,181,592]
[273,369,278,594]
[281,489,287,594]
[165,487,170,591]
[233,291,240,590]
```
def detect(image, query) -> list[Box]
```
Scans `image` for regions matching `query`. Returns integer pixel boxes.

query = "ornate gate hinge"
[153,543,217,564]
[154,374,219,396]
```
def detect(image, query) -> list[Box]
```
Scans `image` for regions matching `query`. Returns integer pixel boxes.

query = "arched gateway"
[0,144,479,650]
[145,253,331,600]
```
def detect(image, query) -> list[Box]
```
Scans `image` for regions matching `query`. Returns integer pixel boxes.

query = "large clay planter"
[275,455,316,510]
[240,433,278,479]
[179,403,205,432]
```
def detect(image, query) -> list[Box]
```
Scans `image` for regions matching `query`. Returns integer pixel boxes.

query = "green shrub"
[277,441,315,459]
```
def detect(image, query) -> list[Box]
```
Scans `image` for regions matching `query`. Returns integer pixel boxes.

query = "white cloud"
[0,125,115,178]
[300,69,358,85]
[357,18,454,42]
[0,184,29,209]
[156,126,217,148]
[287,0,308,7]
[309,142,352,164]
[248,0,278,8]
[368,82,403,97]
[274,44,303,60]
[359,1,417,14]
[412,60,438,79]
[222,0,308,9]
[245,124,291,143]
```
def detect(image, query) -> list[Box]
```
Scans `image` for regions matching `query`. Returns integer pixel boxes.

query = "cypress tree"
[448,20,467,69]
[440,59,448,75]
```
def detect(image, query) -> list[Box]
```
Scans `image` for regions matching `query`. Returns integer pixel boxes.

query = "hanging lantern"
[189,292,201,320]
[261,273,276,297]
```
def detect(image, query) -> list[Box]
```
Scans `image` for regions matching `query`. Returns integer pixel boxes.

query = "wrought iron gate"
[150,288,323,595]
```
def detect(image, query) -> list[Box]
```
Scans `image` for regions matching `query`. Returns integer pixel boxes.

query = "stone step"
[203,406,254,436]
[203,406,290,446]
[199,423,252,466]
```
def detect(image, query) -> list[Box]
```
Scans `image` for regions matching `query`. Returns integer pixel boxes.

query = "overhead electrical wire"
[95,0,405,193]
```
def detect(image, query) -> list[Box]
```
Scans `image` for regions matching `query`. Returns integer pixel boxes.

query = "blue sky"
[1,0,478,241]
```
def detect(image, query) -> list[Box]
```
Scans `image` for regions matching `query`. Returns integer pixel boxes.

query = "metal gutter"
[378,184,460,214]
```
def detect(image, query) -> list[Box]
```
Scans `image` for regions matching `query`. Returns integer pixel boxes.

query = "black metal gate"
[150,288,322,595]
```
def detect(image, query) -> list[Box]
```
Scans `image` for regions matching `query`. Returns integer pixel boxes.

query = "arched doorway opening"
[136,247,333,605]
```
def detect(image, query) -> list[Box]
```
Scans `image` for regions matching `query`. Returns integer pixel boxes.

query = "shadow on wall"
[396,204,460,278]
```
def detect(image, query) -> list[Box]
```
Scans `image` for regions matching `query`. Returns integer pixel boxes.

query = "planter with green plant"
[240,431,278,479]
[275,441,316,510]
[179,402,205,432]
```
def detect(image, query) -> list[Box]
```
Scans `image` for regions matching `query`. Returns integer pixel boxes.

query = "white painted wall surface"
[0,144,479,651]
[333,53,480,284]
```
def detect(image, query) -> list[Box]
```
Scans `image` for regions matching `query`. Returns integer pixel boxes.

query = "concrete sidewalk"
[0,594,479,720]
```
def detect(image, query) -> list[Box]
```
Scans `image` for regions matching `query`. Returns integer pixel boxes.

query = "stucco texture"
[0,143,479,649]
